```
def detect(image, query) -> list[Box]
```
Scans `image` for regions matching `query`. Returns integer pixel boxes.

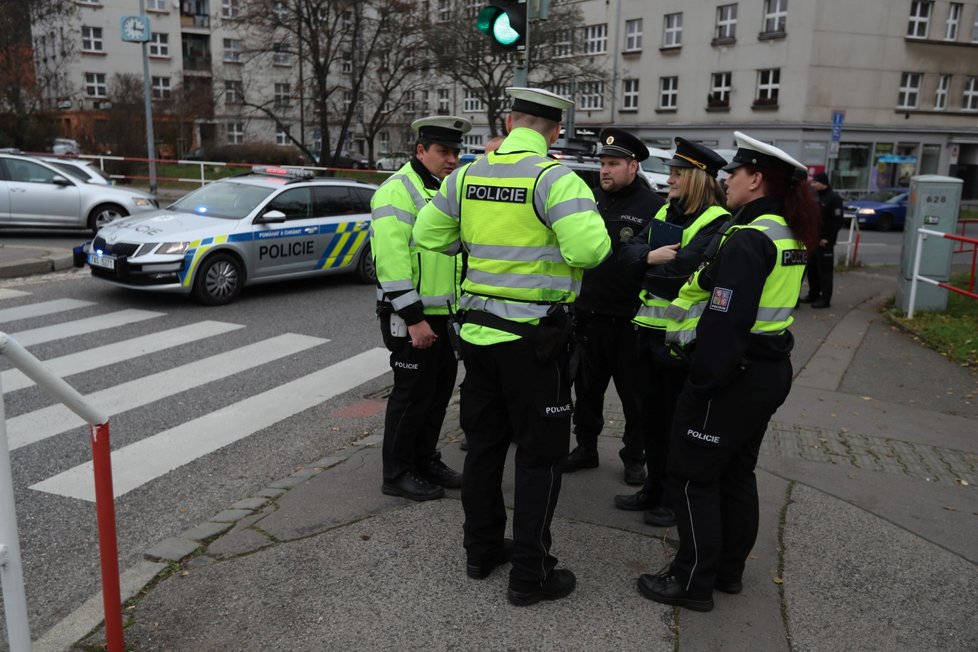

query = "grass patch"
[883,273,978,367]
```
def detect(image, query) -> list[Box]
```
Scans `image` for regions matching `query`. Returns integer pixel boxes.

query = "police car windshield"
[169,182,275,219]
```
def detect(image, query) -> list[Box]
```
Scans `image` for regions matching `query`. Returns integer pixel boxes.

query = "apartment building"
[34,0,978,196]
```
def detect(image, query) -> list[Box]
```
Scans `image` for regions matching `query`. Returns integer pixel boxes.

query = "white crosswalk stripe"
[1,320,245,392]
[6,333,328,450]
[10,309,164,346]
[31,348,391,501]
[0,289,31,301]
[2,293,391,504]
[0,298,95,324]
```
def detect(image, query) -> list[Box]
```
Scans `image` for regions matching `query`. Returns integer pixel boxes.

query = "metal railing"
[907,228,978,319]
[0,334,124,652]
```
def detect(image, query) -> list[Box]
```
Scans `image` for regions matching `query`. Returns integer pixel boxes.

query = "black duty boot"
[637,573,714,612]
[508,569,577,606]
[419,458,463,489]
[466,539,514,579]
[562,446,599,473]
[614,489,655,511]
[381,472,444,501]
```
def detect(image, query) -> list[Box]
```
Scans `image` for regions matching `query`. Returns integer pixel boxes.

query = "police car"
[79,167,377,305]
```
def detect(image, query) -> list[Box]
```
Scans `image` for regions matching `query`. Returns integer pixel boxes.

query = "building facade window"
[225,80,243,104]
[622,78,639,110]
[762,0,787,34]
[149,33,169,57]
[663,13,683,48]
[342,52,352,74]
[715,4,737,40]
[84,72,107,98]
[659,76,678,109]
[437,88,451,113]
[146,0,167,10]
[907,1,933,38]
[756,68,780,103]
[462,134,481,148]
[897,72,922,108]
[548,82,572,99]
[935,74,950,110]
[273,42,291,66]
[579,81,604,110]
[274,82,291,107]
[151,76,171,100]
[463,89,483,112]
[276,124,291,146]
[972,12,978,41]
[584,24,608,54]
[378,131,390,153]
[963,76,978,111]
[81,26,103,52]
[227,121,244,145]
[624,18,642,51]
[553,29,573,57]
[710,71,732,106]
[945,3,962,40]
[223,38,241,62]
[221,0,239,19]
[437,0,451,22]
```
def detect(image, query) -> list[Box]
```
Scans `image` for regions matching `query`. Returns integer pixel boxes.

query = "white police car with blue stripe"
[78,167,377,305]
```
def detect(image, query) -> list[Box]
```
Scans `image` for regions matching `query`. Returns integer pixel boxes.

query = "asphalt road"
[0,267,390,641]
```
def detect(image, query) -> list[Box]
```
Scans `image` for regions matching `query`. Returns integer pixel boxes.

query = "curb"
[0,247,75,280]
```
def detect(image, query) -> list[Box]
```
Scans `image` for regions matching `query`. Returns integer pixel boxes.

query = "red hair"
[745,165,821,252]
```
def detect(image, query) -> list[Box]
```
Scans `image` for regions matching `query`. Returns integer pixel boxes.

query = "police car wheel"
[355,243,376,284]
[193,253,244,305]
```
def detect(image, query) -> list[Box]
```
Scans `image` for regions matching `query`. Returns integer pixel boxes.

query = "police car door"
[251,187,321,278]
[313,185,366,272]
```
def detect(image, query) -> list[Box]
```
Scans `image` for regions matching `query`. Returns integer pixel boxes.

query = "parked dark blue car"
[843,189,909,232]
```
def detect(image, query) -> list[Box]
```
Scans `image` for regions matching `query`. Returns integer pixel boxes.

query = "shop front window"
[919,144,941,175]
[830,143,871,190]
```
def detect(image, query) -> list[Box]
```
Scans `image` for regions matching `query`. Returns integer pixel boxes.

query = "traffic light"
[476,1,527,52]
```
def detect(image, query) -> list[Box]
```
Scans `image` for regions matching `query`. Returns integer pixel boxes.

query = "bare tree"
[236,0,419,167]
[0,0,77,148]
[422,0,608,137]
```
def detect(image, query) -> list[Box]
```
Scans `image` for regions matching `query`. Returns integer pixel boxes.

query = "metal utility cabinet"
[895,175,963,313]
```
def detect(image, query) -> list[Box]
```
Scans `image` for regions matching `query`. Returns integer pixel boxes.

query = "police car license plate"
[88,253,116,270]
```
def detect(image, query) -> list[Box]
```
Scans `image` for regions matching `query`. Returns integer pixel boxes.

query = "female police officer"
[637,132,819,611]
[615,138,729,527]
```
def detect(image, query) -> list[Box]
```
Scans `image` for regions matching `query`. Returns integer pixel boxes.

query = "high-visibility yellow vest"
[664,214,806,346]
[370,162,461,315]
[632,204,729,331]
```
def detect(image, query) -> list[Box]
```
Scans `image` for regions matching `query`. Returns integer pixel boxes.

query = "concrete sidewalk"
[65,267,976,651]
[0,243,75,279]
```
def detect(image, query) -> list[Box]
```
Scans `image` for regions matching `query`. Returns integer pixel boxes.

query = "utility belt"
[455,304,578,377]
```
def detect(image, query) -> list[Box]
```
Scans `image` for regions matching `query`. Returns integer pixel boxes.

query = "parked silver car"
[0,153,157,231]
[40,157,113,185]
[80,166,378,305]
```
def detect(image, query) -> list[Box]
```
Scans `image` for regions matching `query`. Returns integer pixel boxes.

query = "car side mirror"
[259,209,287,223]
[52,175,72,186]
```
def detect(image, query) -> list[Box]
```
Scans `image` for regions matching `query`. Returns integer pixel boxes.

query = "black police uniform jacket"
[574,177,665,316]
[817,186,844,247]
[621,198,728,303]
[687,196,796,396]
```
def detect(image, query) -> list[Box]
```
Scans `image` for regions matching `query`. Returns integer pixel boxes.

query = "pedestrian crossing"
[0,289,391,503]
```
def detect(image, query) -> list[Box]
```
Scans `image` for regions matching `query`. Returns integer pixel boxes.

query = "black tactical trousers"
[380,314,457,482]
[805,245,835,301]
[636,327,689,506]
[572,315,645,463]
[459,336,572,590]
[666,357,792,596]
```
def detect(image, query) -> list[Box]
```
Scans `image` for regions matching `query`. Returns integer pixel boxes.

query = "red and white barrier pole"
[90,422,124,652]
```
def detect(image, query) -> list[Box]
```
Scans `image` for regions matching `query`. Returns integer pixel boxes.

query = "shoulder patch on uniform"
[709,287,733,312]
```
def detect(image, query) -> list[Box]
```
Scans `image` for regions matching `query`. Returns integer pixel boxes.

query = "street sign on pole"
[829,110,845,160]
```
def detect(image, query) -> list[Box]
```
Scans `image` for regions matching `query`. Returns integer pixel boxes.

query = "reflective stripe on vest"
[458,152,582,320]
[633,204,729,330]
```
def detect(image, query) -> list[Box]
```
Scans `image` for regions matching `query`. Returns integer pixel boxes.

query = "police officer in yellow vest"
[615,138,729,527]
[414,88,611,606]
[637,132,820,612]
[371,115,470,502]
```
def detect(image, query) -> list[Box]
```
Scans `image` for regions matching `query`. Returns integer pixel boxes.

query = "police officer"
[801,171,844,309]
[371,115,470,502]
[563,128,664,485]
[637,132,820,611]
[615,138,729,526]
[414,88,610,606]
